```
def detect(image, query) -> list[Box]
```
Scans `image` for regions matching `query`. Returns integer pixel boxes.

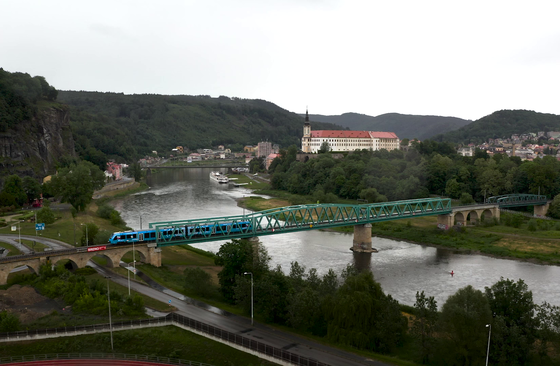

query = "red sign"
[87,246,107,252]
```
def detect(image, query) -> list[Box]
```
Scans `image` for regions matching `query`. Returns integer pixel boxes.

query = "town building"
[257,141,279,157]
[301,110,399,153]
[244,145,256,153]
[458,147,474,156]
[106,162,122,181]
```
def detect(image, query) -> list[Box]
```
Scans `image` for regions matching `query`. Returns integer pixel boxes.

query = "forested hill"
[58,91,342,162]
[433,110,560,144]
[305,112,471,140]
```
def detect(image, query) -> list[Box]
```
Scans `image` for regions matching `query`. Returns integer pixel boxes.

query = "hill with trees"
[0,69,75,184]
[306,112,471,140]
[58,91,342,164]
[433,109,560,144]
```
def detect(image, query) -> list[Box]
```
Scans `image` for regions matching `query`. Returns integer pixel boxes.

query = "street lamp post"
[81,224,88,246]
[106,277,114,350]
[485,323,491,366]
[133,241,136,280]
[243,272,253,325]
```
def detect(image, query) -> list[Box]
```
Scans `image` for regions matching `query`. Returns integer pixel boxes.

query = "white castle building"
[301,110,400,153]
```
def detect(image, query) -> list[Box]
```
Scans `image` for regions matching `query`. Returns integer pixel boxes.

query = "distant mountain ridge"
[433,109,560,144]
[305,112,471,140]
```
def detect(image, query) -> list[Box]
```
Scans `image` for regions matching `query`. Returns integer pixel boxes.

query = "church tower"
[302,108,311,153]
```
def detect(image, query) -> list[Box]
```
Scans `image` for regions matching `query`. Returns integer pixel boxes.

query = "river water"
[111,168,560,308]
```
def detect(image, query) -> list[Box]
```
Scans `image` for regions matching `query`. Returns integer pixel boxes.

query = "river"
[111,167,560,308]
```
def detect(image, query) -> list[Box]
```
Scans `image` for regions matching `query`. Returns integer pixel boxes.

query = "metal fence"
[0,353,212,365]
[0,313,329,366]
[168,313,329,366]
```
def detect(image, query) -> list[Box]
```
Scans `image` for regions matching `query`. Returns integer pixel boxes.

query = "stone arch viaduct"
[0,243,161,285]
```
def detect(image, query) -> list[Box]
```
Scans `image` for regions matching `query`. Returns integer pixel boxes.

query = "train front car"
[109,232,127,244]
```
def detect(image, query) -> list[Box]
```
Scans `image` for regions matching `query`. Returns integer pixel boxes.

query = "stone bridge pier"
[351,224,377,252]
[534,202,550,217]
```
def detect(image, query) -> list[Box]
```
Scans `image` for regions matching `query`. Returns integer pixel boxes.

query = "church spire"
[305,106,309,122]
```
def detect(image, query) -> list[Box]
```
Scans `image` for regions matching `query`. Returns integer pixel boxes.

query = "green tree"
[215,239,269,302]
[253,265,290,324]
[547,193,560,219]
[129,162,143,182]
[36,206,55,225]
[50,160,105,212]
[459,192,475,204]
[1,175,27,206]
[445,178,462,199]
[485,277,537,365]
[318,141,330,153]
[412,291,438,364]
[22,176,42,203]
[435,285,492,365]
[326,271,407,353]
[80,223,99,246]
[534,302,560,360]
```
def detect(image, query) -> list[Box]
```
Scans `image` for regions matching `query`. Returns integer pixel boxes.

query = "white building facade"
[301,112,399,153]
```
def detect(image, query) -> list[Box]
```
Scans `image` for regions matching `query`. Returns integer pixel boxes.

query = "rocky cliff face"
[0,106,76,180]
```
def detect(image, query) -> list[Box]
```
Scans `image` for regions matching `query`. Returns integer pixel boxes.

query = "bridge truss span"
[486,194,548,207]
[149,197,452,247]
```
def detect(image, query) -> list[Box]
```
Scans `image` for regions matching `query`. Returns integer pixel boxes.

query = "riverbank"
[238,194,560,266]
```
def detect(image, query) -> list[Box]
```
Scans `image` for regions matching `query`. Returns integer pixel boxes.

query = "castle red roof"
[310,130,398,139]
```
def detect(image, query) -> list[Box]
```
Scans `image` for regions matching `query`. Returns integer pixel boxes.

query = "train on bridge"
[108,220,253,245]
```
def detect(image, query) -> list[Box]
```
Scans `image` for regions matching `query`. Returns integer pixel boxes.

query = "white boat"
[210,171,229,184]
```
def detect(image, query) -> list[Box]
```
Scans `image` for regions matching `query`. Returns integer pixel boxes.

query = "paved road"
[91,262,389,366]
[0,234,73,255]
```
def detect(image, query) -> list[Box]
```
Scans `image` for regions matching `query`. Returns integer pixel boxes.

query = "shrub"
[459,192,474,205]
[36,206,56,225]
[109,210,125,226]
[0,311,20,332]
[96,204,113,220]
[527,219,537,232]
[184,267,214,297]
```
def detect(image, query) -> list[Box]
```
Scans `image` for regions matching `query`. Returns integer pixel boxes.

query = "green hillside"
[306,112,471,140]
[433,109,560,144]
[58,91,342,163]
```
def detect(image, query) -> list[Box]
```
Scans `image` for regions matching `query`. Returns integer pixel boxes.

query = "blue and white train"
[108,220,252,244]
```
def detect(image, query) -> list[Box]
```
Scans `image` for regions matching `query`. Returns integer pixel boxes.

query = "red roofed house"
[265,153,280,170]
[106,162,122,181]
[301,110,399,153]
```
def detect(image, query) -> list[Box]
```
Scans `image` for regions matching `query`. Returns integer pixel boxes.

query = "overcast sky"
[1,0,559,121]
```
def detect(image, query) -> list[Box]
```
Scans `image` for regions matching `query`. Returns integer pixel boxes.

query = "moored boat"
[210,171,229,183]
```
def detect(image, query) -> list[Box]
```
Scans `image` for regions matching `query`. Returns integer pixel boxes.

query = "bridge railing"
[486,194,547,206]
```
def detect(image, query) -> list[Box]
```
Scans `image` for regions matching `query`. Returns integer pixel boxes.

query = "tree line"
[268,142,560,209]
[204,239,560,365]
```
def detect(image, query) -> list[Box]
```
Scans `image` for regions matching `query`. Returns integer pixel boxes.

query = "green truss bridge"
[148,197,452,252]
[486,194,548,207]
